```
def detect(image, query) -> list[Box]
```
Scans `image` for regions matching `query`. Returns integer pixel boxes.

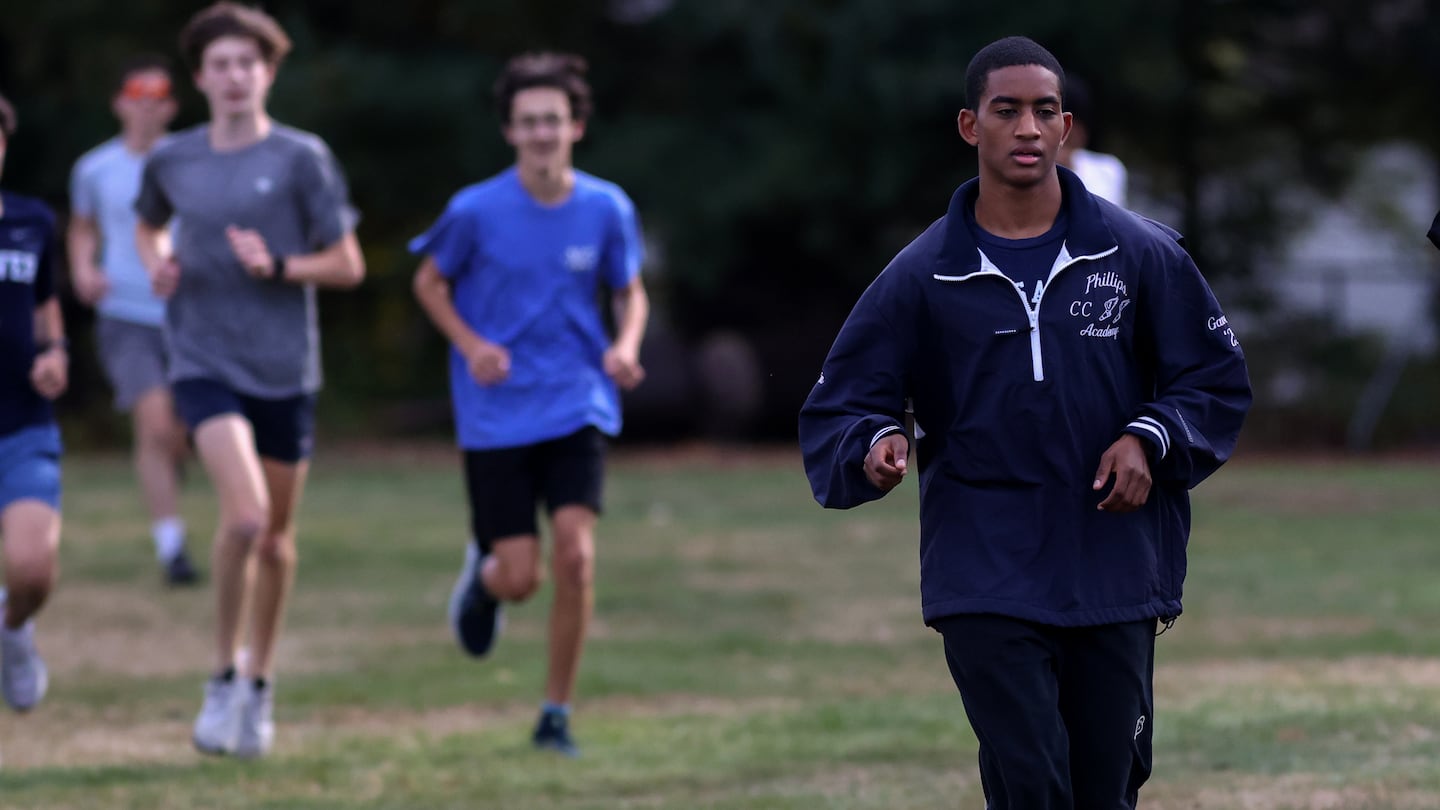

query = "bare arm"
[29,298,68,400]
[227,228,365,289]
[412,256,509,385]
[603,276,649,390]
[66,215,109,306]
[135,219,179,297]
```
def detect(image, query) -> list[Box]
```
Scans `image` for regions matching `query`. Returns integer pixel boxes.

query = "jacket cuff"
[1124,417,1169,460]
[869,424,906,450]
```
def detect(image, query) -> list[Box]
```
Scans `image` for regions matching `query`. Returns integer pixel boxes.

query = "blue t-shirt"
[409,168,645,450]
[69,137,167,326]
[0,191,59,436]
[966,199,1069,307]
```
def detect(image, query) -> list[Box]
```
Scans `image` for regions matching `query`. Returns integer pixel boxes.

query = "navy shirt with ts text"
[0,191,60,436]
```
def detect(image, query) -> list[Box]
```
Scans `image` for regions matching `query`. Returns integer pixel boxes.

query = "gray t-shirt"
[135,123,357,397]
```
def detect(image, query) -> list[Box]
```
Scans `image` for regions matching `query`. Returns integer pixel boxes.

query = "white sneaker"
[192,676,242,755]
[0,619,49,712]
[234,680,275,759]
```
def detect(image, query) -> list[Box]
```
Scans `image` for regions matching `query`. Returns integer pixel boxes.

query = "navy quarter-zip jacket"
[800,168,1252,627]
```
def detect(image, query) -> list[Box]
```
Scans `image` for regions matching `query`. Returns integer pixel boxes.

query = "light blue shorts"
[0,423,63,512]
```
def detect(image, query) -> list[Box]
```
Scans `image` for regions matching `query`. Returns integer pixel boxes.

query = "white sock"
[153,516,186,562]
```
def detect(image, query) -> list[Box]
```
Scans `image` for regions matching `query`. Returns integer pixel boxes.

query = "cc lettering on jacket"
[1070,300,1092,317]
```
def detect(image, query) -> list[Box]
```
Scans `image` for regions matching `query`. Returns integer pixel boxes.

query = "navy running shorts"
[172,378,317,463]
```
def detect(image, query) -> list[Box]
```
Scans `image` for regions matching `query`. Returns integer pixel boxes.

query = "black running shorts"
[462,426,607,552]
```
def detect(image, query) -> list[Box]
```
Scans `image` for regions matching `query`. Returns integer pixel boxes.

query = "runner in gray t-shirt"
[136,122,355,397]
[133,1,364,760]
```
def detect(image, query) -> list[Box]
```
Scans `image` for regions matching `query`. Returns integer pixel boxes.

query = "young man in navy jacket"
[800,37,1251,808]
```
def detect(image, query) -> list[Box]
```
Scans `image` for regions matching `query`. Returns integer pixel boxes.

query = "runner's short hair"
[964,36,1066,110]
[493,52,594,123]
[179,2,292,72]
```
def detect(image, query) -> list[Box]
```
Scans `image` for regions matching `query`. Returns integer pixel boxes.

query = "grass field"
[1,446,1439,808]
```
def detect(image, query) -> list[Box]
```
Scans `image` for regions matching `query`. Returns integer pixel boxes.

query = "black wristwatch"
[271,255,288,282]
[37,338,69,355]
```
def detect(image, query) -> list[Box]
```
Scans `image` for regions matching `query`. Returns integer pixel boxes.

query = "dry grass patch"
[36,583,453,680]
[1149,773,1440,810]
[36,585,213,678]
[0,694,804,772]
[1184,615,1378,645]
[1197,472,1425,516]
[1159,655,1440,707]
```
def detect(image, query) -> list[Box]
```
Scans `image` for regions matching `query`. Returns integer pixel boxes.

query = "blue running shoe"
[447,543,502,657]
[533,709,580,757]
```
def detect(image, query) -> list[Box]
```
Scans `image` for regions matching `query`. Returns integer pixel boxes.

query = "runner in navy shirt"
[0,92,69,735]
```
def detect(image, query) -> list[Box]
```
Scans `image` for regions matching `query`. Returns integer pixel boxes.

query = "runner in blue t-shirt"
[411,52,649,758]
[68,54,198,586]
[0,93,69,734]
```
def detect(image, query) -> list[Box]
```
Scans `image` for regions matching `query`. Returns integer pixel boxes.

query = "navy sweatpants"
[933,614,1156,810]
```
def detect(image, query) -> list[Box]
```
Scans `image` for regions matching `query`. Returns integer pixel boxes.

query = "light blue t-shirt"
[69,137,167,326]
[409,168,644,450]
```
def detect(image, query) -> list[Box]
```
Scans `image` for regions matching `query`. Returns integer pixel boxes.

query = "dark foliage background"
[3,1,1437,446]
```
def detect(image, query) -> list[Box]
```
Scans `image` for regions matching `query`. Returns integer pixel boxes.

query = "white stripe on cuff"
[870,425,905,449]
[1130,416,1170,459]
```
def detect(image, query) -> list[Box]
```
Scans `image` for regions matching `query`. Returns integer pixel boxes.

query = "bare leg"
[131,386,185,534]
[481,535,542,602]
[243,458,308,679]
[1,500,61,628]
[192,416,270,673]
[544,505,596,706]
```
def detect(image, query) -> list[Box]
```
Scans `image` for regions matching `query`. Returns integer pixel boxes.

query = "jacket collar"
[936,166,1118,274]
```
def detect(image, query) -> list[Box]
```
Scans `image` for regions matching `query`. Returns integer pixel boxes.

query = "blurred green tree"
[1,0,1435,440]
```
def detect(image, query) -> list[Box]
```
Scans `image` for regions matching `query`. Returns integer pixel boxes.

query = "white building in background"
[1268,142,1439,353]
